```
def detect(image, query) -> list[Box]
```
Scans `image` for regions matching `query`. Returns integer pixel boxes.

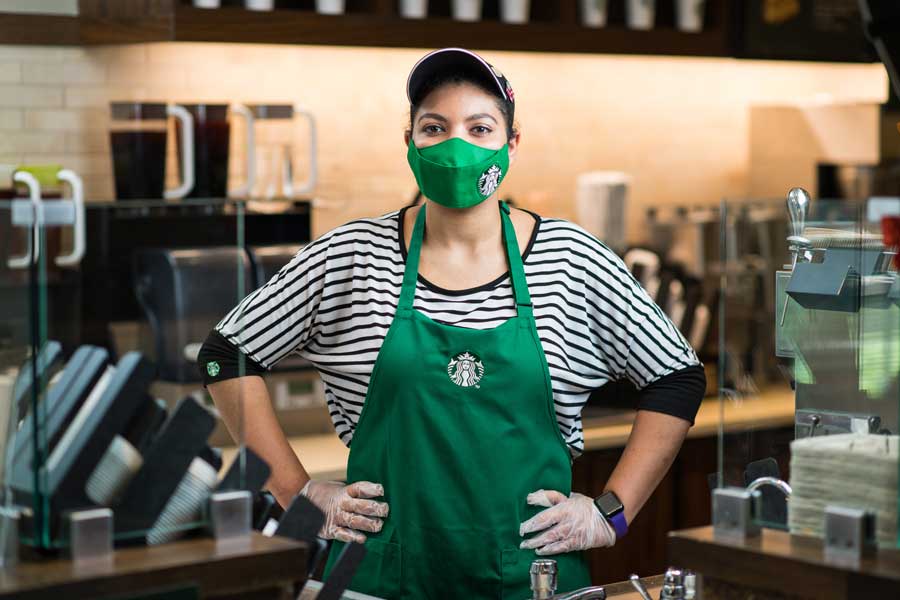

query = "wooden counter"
[668,526,900,599]
[0,532,307,600]
[221,387,795,481]
[605,574,663,598]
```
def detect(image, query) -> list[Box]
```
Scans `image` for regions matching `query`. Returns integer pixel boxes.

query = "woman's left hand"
[519,490,616,555]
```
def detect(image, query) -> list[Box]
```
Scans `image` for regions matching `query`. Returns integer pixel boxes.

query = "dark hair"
[408,72,516,140]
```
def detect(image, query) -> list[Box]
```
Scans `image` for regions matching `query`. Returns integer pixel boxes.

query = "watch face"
[596,492,624,516]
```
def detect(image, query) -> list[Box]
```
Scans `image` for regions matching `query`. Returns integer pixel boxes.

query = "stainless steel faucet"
[529,559,606,600]
[747,476,792,499]
[631,568,696,600]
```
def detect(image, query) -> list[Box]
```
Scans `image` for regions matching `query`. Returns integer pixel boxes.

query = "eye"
[422,124,445,135]
[471,125,492,136]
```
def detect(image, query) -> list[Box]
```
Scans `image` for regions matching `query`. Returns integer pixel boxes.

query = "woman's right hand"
[300,480,390,543]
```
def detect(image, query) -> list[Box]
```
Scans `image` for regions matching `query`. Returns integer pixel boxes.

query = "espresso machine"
[776,188,899,439]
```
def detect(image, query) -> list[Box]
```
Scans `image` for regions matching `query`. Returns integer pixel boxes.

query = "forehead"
[418,80,502,113]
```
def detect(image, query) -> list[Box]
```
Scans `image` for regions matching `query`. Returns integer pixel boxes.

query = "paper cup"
[316,0,345,15]
[626,0,655,30]
[677,0,704,32]
[580,0,608,27]
[452,0,482,21]
[245,0,274,10]
[400,0,428,18]
[500,0,529,24]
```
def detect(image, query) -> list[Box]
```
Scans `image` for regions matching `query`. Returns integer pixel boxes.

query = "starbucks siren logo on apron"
[447,351,484,388]
[478,164,502,197]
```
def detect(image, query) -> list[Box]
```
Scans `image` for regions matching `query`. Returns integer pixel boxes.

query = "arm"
[202,346,389,542]
[604,410,691,523]
[607,363,706,522]
[208,374,310,509]
[519,371,702,555]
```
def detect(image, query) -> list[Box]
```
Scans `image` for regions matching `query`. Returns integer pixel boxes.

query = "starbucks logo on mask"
[447,351,484,388]
[478,164,502,197]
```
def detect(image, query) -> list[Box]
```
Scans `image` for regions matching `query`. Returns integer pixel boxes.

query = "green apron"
[323,202,591,599]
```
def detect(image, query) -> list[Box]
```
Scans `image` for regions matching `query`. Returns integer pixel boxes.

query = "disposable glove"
[300,480,390,544]
[519,489,616,555]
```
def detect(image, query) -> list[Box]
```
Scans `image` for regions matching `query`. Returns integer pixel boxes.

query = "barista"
[199,47,706,598]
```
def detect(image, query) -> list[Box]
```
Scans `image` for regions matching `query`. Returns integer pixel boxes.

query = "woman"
[200,48,705,599]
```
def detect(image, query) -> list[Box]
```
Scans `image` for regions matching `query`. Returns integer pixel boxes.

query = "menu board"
[738,0,875,62]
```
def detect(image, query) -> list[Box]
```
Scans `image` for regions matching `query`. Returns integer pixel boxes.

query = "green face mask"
[407,137,509,209]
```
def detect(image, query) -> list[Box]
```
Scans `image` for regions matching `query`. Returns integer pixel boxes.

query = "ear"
[507,129,521,163]
[404,130,411,147]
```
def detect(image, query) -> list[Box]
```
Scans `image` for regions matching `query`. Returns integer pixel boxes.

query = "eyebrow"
[417,112,447,123]
[466,113,498,124]
[417,112,499,124]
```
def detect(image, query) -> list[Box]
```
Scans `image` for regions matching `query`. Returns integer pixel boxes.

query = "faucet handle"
[530,559,558,600]
[661,567,686,600]
[786,187,811,240]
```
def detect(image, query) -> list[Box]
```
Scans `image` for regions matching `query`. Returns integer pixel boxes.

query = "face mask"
[407,137,509,209]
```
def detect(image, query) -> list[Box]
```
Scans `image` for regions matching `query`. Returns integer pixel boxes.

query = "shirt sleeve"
[197,329,267,386]
[212,235,332,370]
[580,231,701,389]
[636,364,706,424]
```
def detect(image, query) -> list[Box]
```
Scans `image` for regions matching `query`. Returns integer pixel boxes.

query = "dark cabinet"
[573,427,793,585]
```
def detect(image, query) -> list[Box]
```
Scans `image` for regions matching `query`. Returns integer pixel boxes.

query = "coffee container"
[109,102,195,201]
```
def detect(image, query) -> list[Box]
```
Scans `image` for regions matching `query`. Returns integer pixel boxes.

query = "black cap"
[406,48,515,116]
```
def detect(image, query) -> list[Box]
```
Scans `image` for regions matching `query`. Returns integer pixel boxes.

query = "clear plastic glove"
[300,480,390,544]
[519,489,616,555]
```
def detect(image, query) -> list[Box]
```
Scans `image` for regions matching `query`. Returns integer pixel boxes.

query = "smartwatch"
[593,491,628,539]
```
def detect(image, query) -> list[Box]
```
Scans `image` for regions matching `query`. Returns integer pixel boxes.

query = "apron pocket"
[350,538,402,599]
[500,547,535,600]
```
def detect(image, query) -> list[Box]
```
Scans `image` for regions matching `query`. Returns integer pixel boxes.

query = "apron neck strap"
[398,203,427,311]
[398,201,532,313]
[500,202,532,309]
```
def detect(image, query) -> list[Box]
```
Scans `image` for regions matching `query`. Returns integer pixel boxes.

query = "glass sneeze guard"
[716,192,900,548]
[1,194,255,551]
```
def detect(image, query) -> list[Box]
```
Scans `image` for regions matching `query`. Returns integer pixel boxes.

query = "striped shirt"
[216,206,699,457]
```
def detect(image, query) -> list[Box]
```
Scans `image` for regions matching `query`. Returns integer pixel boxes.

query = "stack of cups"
[500,0,529,24]
[677,0,705,32]
[452,0,482,21]
[316,0,345,14]
[400,0,428,18]
[626,0,655,30]
[580,0,608,27]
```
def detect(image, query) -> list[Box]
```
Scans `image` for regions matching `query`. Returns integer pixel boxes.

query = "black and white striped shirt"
[215,206,699,457]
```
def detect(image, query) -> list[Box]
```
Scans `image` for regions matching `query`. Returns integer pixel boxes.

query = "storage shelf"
[167,6,729,56]
[76,0,732,58]
[0,12,80,45]
[6,1,872,63]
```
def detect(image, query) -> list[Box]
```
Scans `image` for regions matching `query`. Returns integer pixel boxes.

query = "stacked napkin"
[789,433,898,547]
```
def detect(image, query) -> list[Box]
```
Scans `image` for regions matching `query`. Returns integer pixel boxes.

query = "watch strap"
[608,510,628,539]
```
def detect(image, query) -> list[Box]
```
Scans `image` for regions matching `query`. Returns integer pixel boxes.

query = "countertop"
[298,575,663,599]
[221,386,795,481]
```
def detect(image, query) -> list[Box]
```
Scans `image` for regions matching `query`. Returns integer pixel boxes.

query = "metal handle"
[164,104,195,199]
[230,103,256,198]
[747,476,792,499]
[290,106,318,196]
[628,575,653,600]
[55,169,85,267]
[7,171,41,269]
[786,187,810,240]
